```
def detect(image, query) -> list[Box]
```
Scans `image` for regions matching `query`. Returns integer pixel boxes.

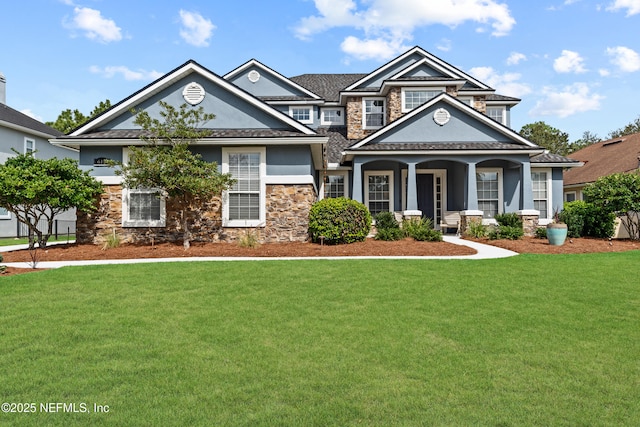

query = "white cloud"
[294,0,516,60]
[179,10,215,47]
[90,65,163,81]
[341,36,411,61]
[607,0,640,15]
[436,38,452,52]
[606,46,640,72]
[599,68,611,76]
[506,52,526,66]
[65,7,122,43]
[469,66,532,98]
[553,50,587,73]
[20,109,44,122]
[529,83,603,118]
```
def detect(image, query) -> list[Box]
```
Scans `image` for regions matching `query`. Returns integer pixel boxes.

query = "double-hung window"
[24,138,35,155]
[365,171,394,216]
[402,88,443,112]
[532,170,551,220]
[222,147,265,227]
[122,188,166,227]
[363,98,385,129]
[289,106,313,124]
[0,207,10,219]
[476,169,502,219]
[322,172,348,199]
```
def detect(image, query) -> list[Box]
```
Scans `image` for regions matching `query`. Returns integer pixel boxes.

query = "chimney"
[0,72,5,104]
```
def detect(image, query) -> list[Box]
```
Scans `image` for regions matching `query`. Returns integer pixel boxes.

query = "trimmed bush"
[403,217,443,242]
[308,197,371,244]
[559,201,615,238]
[375,227,405,241]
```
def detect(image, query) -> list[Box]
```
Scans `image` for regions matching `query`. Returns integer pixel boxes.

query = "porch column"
[466,162,478,211]
[521,161,534,210]
[404,162,421,216]
[352,160,363,203]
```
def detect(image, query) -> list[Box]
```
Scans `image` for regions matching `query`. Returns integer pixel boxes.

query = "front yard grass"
[1,253,639,426]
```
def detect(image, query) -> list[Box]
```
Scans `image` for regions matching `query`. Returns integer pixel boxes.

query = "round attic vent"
[248,70,260,83]
[182,82,205,105]
[433,108,450,126]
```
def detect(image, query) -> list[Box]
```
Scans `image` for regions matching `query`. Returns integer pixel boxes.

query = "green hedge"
[559,201,615,238]
[308,198,372,244]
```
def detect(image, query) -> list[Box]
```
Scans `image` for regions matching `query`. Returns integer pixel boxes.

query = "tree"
[569,130,601,153]
[0,152,104,249]
[583,172,640,240]
[46,99,112,134]
[117,101,235,249]
[608,115,640,139]
[519,121,571,155]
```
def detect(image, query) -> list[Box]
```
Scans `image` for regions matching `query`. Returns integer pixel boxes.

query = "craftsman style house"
[51,46,579,244]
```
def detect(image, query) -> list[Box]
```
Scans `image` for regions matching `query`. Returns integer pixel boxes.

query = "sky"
[2,0,640,142]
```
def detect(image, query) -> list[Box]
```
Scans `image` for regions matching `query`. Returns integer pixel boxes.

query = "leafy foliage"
[569,131,601,153]
[489,213,524,240]
[519,121,571,156]
[0,152,103,248]
[466,219,488,238]
[373,212,403,241]
[608,115,640,139]
[583,173,640,238]
[46,99,112,134]
[308,198,371,244]
[117,101,235,249]
[402,217,442,242]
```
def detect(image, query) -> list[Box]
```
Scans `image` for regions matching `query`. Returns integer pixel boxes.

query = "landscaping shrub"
[374,212,405,241]
[534,227,547,239]
[489,213,524,240]
[374,227,405,241]
[308,197,371,244]
[467,220,487,238]
[0,253,5,274]
[559,201,615,238]
[403,217,442,242]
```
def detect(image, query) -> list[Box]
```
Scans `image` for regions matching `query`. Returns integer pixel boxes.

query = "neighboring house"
[564,132,640,238]
[0,72,79,238]
[50,46,580,245]
[564,132,640,201]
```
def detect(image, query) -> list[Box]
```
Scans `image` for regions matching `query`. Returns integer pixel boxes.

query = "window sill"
[223,220,265,228]
[122,220,166,228]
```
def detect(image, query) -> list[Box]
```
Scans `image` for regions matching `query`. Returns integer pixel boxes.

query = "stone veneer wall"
[518,214,540,237]
[77,184,316,245]
[387,87,403,123]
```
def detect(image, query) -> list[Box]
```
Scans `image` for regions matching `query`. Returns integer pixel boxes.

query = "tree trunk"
[181,208,191,250]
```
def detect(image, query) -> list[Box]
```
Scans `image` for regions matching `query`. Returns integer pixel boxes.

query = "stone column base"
[517,210,540,237]
[460,210,483,237]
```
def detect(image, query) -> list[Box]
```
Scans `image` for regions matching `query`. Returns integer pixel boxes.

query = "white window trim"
[0,207,11,220]
[122,187,167,228]
[564,191,578,203]
[532,168,553,225]
[486,106,506,125]
[401,87,444,113]
[222,147,266,228]
[362,98,386,130]
[364,170,394,214]
[457,96,474,107]
[476,168,503,224]
[24,137,35,155]
[320,171,349,200]
[320,108,345,126]
[400,168,447,215]
[289,106,313,124]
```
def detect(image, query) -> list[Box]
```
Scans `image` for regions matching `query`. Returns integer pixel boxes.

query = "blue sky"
[2,0,640,141]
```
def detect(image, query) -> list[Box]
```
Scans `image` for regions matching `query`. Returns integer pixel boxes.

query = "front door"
[417,174,434,221]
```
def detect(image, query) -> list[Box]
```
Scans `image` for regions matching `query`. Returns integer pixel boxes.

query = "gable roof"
[344,46,492,92]
[289,74,366,103]
[224,59,323,102]
[0,103,63,138]
[68,60,317,138]
[564,132,640,186]
[346,93,538,155]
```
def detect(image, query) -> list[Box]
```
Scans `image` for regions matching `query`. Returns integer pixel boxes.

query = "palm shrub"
[489,213,524,240]
[403,217,443,242]
[374,212,404,241]
[308,197,371,244]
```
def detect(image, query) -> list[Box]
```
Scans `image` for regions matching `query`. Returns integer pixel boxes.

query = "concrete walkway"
[2,236,518,270]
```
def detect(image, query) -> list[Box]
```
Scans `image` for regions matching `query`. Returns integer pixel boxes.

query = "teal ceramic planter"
[547,223,568,246]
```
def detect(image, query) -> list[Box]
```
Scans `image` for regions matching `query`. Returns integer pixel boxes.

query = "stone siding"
[387,87,403,123]
[77,184,316,245]
[518,214,540,237]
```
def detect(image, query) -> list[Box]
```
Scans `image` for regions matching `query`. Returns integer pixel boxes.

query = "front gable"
[350,93,538,151]
[224,60,321,101]
[70,60,315,138]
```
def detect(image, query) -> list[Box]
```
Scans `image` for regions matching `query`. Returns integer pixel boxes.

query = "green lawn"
[1,253,639,426]
[0,235,75,247]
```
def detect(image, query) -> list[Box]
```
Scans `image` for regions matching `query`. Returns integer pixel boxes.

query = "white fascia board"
[52,136,328,147]
[485,99,519,106]
[350,93,538,150]
[533,162,584,168]
[326,162,351,170]
[342,149,545,158]
[345,46,491,92]
[223,59,322,100]
[72,62,317,137]
[265,175,315,185]
[266,99,324,106]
